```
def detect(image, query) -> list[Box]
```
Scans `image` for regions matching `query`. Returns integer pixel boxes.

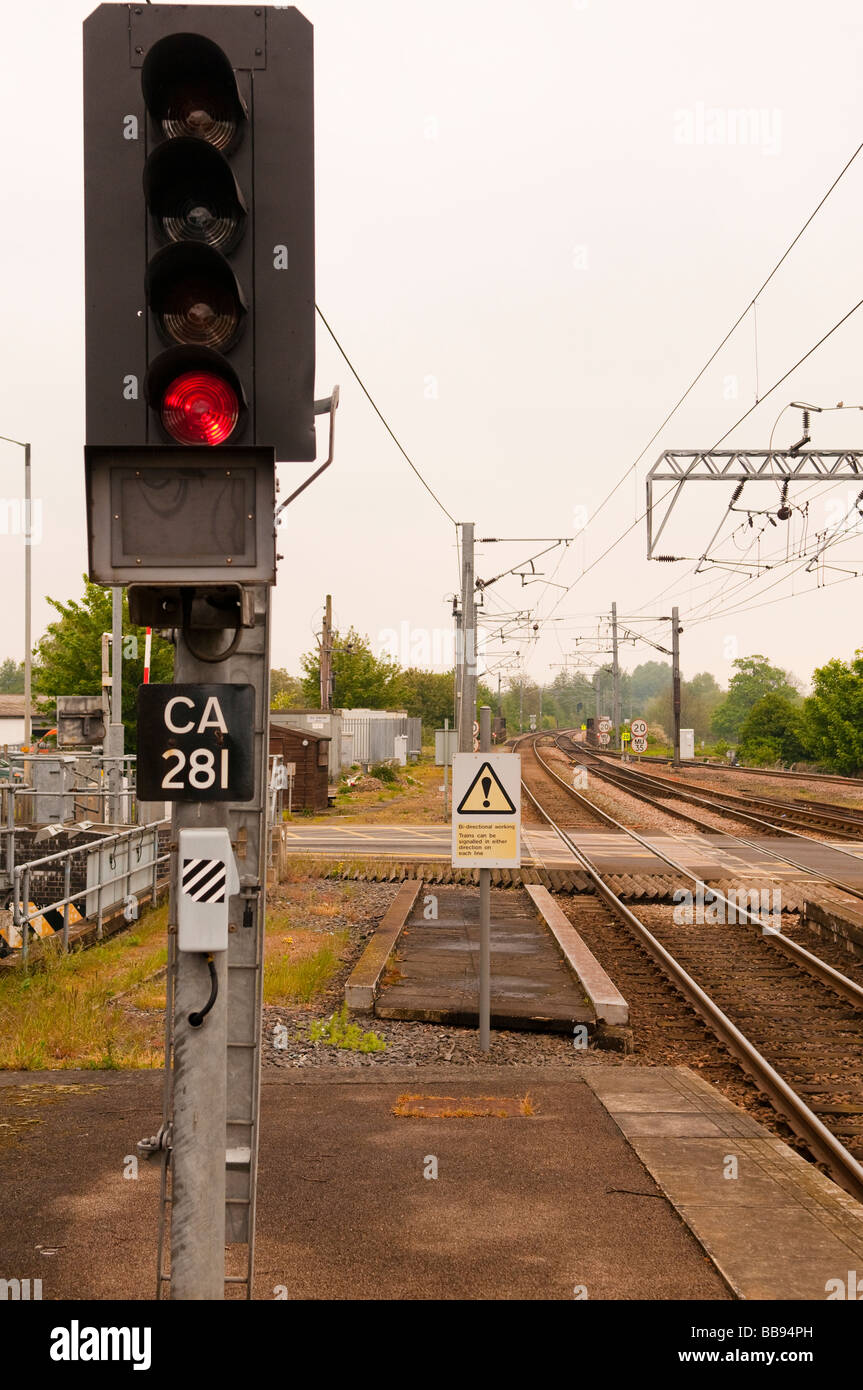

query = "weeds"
[0,906,169,1070]
[263,929,348,1005]
[392,1092,538,1119]
[308,1004,386,1053]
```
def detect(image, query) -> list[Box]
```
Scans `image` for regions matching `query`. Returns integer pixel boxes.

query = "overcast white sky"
[2,0,863,695]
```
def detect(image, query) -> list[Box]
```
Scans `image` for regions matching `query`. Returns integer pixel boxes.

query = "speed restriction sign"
[631,719,648,738]
[599,733,610,746]
[598,717,612,734]
[631,736,648,754]
[137,684,255,802]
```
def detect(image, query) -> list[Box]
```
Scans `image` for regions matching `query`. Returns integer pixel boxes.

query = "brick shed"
[268,724,331,812]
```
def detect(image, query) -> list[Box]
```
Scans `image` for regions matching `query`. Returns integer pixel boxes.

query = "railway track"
[517,733,863,1203]
[550,737,863,902]
[569,738,863,840]
[597,744,863,789]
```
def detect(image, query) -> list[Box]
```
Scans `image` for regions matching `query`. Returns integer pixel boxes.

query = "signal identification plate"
[137,683,255,802]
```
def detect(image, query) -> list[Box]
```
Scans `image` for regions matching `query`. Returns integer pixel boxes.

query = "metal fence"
[9,820,169,963]
[1,753,138,826]
[341,716,422,765]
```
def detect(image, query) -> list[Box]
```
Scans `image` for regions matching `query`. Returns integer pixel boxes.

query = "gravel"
[263,876,613,1071]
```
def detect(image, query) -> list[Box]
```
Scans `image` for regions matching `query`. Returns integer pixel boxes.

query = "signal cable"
[315,304,458,527]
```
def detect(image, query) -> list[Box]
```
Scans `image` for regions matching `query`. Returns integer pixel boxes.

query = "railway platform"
[3,1063,862,1300]
[355,883,624,1039]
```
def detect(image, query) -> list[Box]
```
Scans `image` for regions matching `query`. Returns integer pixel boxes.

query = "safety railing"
[10,819,170,964]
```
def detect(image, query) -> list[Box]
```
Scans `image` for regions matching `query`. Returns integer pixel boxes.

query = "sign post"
[452,721,521,1052]
[631,719,648,757]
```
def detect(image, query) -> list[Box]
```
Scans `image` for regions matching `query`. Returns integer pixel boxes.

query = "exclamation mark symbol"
[481,776,492,807]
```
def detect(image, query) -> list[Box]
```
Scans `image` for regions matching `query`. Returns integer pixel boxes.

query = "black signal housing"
[83,4,316,459]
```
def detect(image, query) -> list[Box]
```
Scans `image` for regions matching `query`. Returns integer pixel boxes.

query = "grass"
[301,755,450,824]
[0,905,169,1070]
[0,878,365,1069]
[262,891,359,1006]
[369,762,400,784]
[263,928,349,1005]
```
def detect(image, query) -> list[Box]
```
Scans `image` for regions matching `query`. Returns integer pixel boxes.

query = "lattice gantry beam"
[646,450,863,559]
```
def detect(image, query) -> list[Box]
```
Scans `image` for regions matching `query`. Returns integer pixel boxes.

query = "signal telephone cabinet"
[177,827,239,952]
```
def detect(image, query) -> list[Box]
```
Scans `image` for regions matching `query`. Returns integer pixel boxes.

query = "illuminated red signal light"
[161,370,239,446]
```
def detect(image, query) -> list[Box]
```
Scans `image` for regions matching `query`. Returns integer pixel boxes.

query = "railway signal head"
[83,4,316,460]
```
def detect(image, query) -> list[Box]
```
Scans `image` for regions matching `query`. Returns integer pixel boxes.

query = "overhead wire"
[541,136,863,576]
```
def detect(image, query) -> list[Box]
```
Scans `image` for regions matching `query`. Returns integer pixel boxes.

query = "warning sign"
[452,752,521,868]
[455,824,518,859]
[456,761,517,815]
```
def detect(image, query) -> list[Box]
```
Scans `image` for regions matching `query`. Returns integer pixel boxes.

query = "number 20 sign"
[137,684,255,802]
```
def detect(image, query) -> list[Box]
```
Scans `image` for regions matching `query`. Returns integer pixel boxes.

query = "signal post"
[82,4,332,1299]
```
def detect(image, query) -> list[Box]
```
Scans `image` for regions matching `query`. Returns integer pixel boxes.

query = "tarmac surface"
[0,1066,729,1301]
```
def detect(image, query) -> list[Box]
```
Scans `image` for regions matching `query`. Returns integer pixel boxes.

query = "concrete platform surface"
[586,1065,863,1300]
[524,883,629,1025]
[280,822,863,883]
[525,829,863,882]
[0,1067,729,1301]
[374,886,593,1031]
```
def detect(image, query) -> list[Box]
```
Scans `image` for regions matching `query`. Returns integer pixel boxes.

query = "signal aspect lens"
[162,100,237,152]
[161,371,239,446]
[144,140,247,255]
[142,35,247,152]
[160,280,241,350]
[161,199,241,254]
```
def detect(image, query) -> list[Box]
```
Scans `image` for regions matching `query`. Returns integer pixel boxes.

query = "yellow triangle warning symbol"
[457,761,517,815]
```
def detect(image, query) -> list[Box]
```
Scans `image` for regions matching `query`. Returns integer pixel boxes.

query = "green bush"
[370,762,399,784]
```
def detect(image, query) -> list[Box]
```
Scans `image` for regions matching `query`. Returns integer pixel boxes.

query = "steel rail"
[519,736,863,1203]
[581,745,862,840]
[596,744,863,788]
[600,755,863,838]
[571,741,863,895]
[532,737,863,1007]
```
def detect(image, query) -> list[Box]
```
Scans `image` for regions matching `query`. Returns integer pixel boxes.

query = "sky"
[2,0,863,698]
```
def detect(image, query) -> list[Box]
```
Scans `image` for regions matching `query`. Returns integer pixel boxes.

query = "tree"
[32,577,174,751]
[711,655,800,742]
[799,653,863,775]
[738,694,807,767]
[500,676,540,732]
[392,668,456,733]
[270,669,305,710]
[299,627,401,709]
[0,658,24,693]
[682,672,724,743]
[644,671,723,744]
[628,660,672,709]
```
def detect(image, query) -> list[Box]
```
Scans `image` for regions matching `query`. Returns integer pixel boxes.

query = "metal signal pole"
[479,704,491,1052]
[672,606,681,765]
[458,523,476,753]
[108,587,124,822]
[320,594,333,711]
[167,594,271,1300]
[611,601,621,747]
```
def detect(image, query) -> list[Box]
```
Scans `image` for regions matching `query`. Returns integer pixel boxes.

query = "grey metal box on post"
[85,445,276,588]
